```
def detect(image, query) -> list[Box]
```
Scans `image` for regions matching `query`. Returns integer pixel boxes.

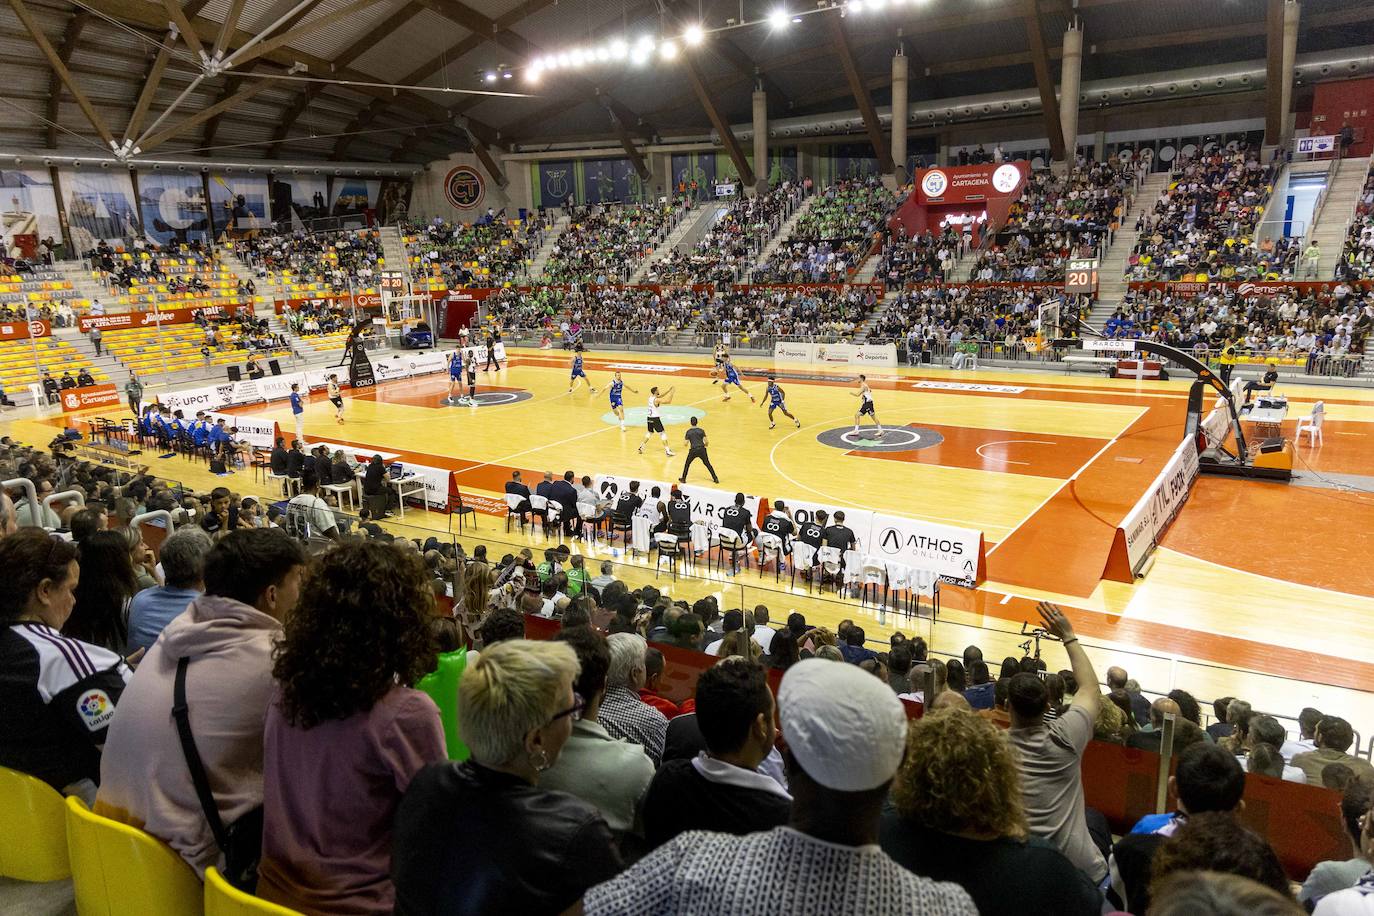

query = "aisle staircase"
[629,202,728,283]
[752,193,820,270]
[527,214,571,279]
[1085,170,1171,330]
[1304,155,1371,278]
[378,225,410,284]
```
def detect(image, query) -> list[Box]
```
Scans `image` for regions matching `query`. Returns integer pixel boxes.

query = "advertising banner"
[866,511,986,588]
[208,411,275,447]
[772,341,897,367]
[0,169,62,256]
[400,462,452,509]
[1103,437,1200,581]
[209,173,270,232]
[372,350,447,383]
[138,171,211,245]
[59,383,121,413]
[59,168,140,251]
[1125,280,1369,296]
[915,162,1028,205]
[593,474,762,528]
[77,303,246,333]
[0,319,50,340]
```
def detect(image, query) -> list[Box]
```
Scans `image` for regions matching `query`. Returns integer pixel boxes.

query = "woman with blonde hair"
[879,709,1101,915]
[392,640,622,914]
[716,629,762,663]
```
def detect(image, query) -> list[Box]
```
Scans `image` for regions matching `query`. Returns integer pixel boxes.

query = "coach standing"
[679,416,719,484]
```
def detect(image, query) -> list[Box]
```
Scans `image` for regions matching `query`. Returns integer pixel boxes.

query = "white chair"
[858,556,887,606]
[504,493,529,533]
[756,532,785,580]
[577,500,603,542]
[885,562,914,616]
[790,541,817,591]
[714,527,750,575]
[816,546,842,593]
[529,495,559,540]
[842,549,864,598]
[1296,401,1324,446]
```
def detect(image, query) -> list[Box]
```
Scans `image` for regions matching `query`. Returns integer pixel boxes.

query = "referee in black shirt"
[679,416,719,484]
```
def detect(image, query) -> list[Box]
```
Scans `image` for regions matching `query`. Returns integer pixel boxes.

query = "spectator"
[839,624,877,664]
[1110,741,1247,913]
[1152,872,1306,916]
[1125,693,1182,747]
[95,530,306,876]
[257,542,447,914]
[639,647,680,719]
[881,708,1100,915]
[541,626,654,838]
[125,527,212,654]
[1301,775,1374,909]
[1246,715,1308,783]
[1293,716,1374,785]
[599,633,668,765]
[590,560,617,594]
[285,472,340,540]
[1209,695,1237,740]
[642,658,791,848]
[583,659,976,914]
[1007,602,1105,883]
[0,531,131,800]
[392,639,622,915]
[68,505,107,543]
[1147,812,1292,904]
[63,528,139,654]
[1108,665,1150,726]
[767,627,800,671]
[1282,706,1323,760]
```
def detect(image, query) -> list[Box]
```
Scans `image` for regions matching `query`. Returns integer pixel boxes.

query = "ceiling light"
[683,24,704,45]
[610,38,629,60]
[768,8,789,28]
[849,0,863,11]
[558,52,572,67]
[526,68,541,83]
[660,39,678,59]
[635,34,654,51]
[596,45,611,62]
[484,71,497,83]
[502,70,513,78]
[791,15,802,22]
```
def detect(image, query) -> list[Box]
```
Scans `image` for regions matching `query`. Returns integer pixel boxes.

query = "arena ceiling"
[1,0,1371,163]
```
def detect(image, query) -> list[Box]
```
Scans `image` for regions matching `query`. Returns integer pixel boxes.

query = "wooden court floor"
[8,346,1374,734]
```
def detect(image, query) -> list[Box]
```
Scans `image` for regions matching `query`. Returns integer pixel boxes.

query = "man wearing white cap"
[583,659,977,915]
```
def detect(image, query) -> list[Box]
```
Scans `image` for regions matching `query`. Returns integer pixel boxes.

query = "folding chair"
[789,541,817,592]
[609,511,636,556]
[653,532,681,581]
[858,556,887,607]
[447,492,477,535]
[504,493,528,533]
[714,527,750,575]
[756,532,785,581]
[816,546,843,593]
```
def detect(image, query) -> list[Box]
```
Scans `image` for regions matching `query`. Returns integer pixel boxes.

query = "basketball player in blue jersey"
[567,344,591,393]
[592,370,639,431]
[447,350,464,399]
[759,376,800,429]
[851,374,884,437]
[719,357,755,403]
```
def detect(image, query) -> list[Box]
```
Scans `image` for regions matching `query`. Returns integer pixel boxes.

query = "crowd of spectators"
[868,284,1065,351]
[404,215,552,287]
[1127,146,1287,281]
[695,285,880,339]
[234,228,385,290]
[1337,162,1374,281]
[752,178,898,283]
[4,481,1369,916]
[875,227,959,286]
[545,201,687,285]
[646,184,803,284]
[1105,283,1371,368]
[481,286,703,341]
[968,161,1135,282]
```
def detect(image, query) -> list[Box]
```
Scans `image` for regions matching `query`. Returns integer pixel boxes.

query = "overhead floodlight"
[768,8,790,29]
[660,39,678,59]
[610,38,629,60]
[683,24,705,45]
[484,71,497,83]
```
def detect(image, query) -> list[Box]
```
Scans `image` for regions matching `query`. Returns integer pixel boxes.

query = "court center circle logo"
[920,169,949,197]
[444,166,484,210]
[991,164,1021,194]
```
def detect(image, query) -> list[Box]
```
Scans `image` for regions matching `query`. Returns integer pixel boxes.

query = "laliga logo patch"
[77,689,116,732]
[991,164,1021,194]
[920,169,949,197]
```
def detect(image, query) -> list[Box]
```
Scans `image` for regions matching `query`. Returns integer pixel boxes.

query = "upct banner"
[59,383,121,413]
[0,319,50,340]
[1102,436,1200,582]
[772,342,898,367]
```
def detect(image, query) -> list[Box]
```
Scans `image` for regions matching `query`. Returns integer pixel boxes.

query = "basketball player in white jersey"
[711,342,728,384]
[852,374,883,437]
[638,386,676,456]
[327,374,345,424]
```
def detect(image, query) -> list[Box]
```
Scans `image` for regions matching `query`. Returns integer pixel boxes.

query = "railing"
[2,478,38,527]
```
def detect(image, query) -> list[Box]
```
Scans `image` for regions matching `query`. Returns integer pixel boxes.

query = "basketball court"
[8,346,1372,727]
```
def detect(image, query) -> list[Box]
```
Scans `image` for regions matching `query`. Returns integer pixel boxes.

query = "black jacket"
[269,446,288,475]
[363,461,386,495]
[393,761,622,916]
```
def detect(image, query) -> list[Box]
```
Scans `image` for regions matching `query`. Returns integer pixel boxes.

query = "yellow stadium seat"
[204,867,301,916]
[0,766,70,882]
[65,796,203,916]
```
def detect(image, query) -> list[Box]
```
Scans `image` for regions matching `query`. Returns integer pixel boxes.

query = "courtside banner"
[59,383,120,413]
[159,382,238,414]
[772,342,897,367]
[593,474,761,527]
[773,342,815,363]
[372,351,447,383]
[208,411,274,447]
[1103,437,1200,582]
[868,511,986,587]
[402,461,451,509]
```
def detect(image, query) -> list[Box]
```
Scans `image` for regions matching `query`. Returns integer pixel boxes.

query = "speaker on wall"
[268,359,282,376]
[227,366,241,382]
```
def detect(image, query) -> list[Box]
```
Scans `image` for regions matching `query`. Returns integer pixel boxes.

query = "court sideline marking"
[984,404,1149,556]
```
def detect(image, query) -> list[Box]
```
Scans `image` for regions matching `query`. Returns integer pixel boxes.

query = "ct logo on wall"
[444,166,485,210]
[991,164,1021,194]
[920,169,949,198]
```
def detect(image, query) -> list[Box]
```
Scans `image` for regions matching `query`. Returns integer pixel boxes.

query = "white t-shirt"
[647,395,661,418]
[286,493,335,537]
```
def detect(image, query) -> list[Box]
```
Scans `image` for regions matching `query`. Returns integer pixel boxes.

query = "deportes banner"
[772,341,898,367]
[1103,436,1200,582]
